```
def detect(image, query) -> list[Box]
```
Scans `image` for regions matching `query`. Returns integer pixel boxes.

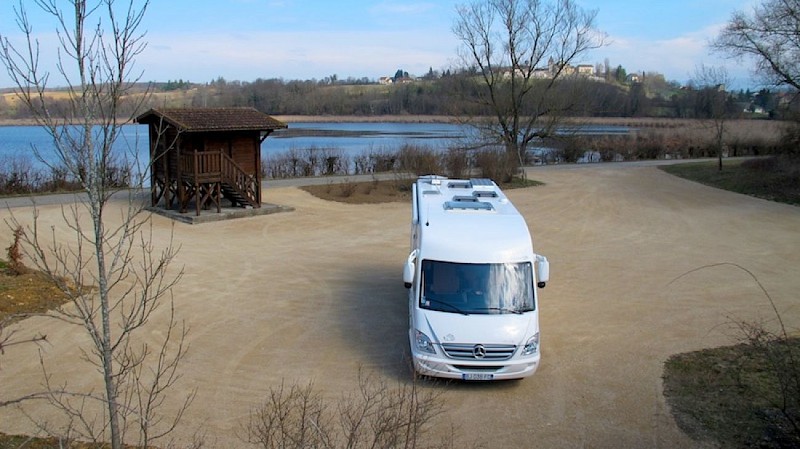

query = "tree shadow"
[331,260,525,392]
[331,260,412,382]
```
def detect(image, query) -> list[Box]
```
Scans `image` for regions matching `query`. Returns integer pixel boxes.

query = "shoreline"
[1,115,790,127]
[274,114,458,124]
[0,115,459,127]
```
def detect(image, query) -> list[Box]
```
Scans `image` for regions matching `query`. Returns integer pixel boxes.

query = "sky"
[0,0,761,89]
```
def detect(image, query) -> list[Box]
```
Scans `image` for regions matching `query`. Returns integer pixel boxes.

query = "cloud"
[137,29,459,82]
[592,22,753,84]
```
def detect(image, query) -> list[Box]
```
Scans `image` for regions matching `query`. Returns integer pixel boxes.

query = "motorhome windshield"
[420,260,535,315]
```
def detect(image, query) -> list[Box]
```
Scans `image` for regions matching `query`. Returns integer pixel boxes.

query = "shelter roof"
[135,107,287,132]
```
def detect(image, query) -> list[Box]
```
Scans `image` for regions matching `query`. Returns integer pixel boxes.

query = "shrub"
[104,161,133,188]
[41,165,81,192]
[337,178,358,197]
[352,153,372,175]
[442,147,470,178]
[778,125,800,156]
[263,148,320,179]
[6,226,27,275]
[371,149,398,173]
[242,371,463,449]
[397,144,442,176]
[0,155,37,195]
[474,147,516,183]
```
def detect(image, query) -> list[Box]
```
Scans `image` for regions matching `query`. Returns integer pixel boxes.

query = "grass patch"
[301,177,543,204]
[301,178,414,204]
[660,157,800,206]
[0,432,142,448]
[663,338,800,448]
[0,265,71,323]
[0,434,95,449]
[504,177,545,189]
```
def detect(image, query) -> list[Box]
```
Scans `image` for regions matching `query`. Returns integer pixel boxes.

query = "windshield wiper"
[422,298,470,315]
[472,307,523,315]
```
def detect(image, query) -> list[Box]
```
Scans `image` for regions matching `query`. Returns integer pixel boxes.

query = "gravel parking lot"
[2,163,799,448]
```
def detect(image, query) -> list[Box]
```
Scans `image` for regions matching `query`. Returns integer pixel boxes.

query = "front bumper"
[411,351,540,381]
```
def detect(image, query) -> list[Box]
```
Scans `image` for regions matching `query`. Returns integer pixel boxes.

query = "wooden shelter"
[136,107,287,216]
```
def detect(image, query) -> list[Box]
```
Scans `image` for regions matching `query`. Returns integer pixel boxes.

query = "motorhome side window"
[421,260,535,314]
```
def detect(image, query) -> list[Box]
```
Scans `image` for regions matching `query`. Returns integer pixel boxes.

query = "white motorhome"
[402,176,549,381]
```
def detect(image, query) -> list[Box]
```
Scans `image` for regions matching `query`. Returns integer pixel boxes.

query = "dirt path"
[1,164,799,448]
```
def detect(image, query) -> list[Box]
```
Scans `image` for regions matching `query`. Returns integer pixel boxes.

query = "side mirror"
[535,255,549,289]
[403,250,417,289]
[403,263,414,289]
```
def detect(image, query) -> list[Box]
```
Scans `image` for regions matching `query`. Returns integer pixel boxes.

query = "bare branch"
[712,0,800,89]
[243,370,454,449]
[0,1,189,448]
[452,0,606,180]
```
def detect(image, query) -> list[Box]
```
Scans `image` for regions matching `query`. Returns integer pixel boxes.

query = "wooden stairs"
[179,150,260,215]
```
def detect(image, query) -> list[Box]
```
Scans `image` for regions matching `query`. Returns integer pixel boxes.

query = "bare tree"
[0,1,191,448]
[692,64,735,171]
[243,371,459,449]
[452,0,605,179]
[711,0,800,90]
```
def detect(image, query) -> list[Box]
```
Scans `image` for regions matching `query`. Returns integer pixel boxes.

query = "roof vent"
[470,178,495,191]
[419,175,447,186]
[447,181,471,189]
[473,190,498,198]
[444,200,494,211]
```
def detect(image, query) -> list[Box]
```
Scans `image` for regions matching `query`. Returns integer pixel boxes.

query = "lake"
[0,122,471,166]
[0,121,632,172]
[263,122,474,154]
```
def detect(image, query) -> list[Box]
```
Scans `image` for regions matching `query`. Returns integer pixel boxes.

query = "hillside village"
[381,59,600,85]
[0,58,792,121]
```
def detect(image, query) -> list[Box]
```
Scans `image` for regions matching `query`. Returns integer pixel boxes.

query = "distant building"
[499,60,595,80]
[532,68,551,79]
[379,76,394,85]
[548,58,576,76]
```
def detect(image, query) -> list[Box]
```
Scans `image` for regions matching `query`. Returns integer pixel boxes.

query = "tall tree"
[711,0,800,90]
[615,65,627,84]
[693,64,735,171]
[0,1,191,448]
[452,0,605,179]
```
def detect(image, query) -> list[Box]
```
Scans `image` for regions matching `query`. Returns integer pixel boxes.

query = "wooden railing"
[220,151,259,207]
[180,150,221,182]
[180,150,259,208]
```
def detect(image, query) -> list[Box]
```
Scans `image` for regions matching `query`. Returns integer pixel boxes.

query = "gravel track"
[1,163,798,448]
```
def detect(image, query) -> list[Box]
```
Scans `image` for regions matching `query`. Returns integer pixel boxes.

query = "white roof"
[414,176,534,263]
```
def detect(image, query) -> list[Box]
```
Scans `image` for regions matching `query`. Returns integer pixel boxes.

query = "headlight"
[415,330,436,354]
[522,332,539,356]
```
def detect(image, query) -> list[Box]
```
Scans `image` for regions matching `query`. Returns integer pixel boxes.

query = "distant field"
[660,157,800,206]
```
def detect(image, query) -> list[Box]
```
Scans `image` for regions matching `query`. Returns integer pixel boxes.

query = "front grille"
[441,343,517,361]
[452,365,504,372]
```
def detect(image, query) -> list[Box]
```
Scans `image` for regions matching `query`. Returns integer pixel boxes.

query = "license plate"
[462,373,494,381]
